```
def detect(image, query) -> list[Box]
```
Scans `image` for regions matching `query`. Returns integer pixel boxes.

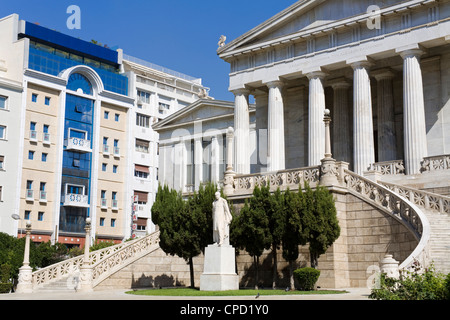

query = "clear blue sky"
[0,0,296,101]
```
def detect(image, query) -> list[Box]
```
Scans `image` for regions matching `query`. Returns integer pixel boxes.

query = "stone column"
[350,60,375,175]
[399,48,428,175]
[232,89,251,174]
[373,69,397,162]
[194,137,203,190]
[330,78,352,163]
[267,80,285,172]
[16,221,33,293]
[307,72,327,166]
[211,136,220,183]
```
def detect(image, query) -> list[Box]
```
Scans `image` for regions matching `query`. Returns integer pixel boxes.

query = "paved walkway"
[0,287,371,300]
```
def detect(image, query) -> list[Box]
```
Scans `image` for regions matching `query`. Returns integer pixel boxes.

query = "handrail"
[343,169,431,270]
[91,231,160,287]
[32,235,145,288]
[378,181,450,215]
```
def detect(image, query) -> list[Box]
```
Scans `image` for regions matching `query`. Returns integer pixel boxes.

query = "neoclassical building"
[218,0,449,177]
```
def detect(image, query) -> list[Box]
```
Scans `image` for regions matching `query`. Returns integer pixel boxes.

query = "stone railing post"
[320,109,339,186]
[79,217,93,292]
[16,221,33,293]
[380,254,400,279]
[223,127,235,196]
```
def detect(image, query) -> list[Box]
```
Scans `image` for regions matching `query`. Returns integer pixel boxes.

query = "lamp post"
[16,220,33,293]
[79,217,93,292]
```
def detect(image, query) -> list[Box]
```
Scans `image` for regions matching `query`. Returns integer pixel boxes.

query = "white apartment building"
[122,55,211,236]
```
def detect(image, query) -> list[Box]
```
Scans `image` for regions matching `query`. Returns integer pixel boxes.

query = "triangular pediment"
[218,0,407,57]
[153,99,236,130]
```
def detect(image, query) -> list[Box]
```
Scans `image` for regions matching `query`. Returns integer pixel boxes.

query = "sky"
[0,0,296,101]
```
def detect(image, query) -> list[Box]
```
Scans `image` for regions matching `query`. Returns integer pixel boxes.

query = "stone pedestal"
[200,245,239,291]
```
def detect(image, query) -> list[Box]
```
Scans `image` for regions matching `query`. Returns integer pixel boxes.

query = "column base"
[16,266,33,293]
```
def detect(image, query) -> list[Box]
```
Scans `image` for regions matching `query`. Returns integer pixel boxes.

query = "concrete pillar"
[398,48,428,175]
[373,69,397,162]
[232,89,251,174]
[194,137,203,190]
[267,80,285,172]
[350,60,375,175]
[307,72,327,166]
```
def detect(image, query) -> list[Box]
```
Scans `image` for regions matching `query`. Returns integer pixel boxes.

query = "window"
[111,219,116,227]
[101,190,106,199]
[0,125,6,139]
[158,102,170,114]
[136,113,150,128]
[135,139,149,153]
[115,114,120,122]
[0,156,4,170]
[24,211,31,220]
[112,192,117,200]
[42,153,48,162]
[45,97,51,106]
[100,217,105,226]
[102,163,107,172]
[104,111,109,119]
[28,151,35,160]
[67,184,83,195]
[134,164,149,179]
[113,165,118,173]
[38,212,44,221]
[137,90,151,104]
[0,96,7,110]
[69,128,87,139]
[32,93,38,103]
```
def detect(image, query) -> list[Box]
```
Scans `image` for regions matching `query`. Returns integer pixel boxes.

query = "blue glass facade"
[28,43,128,96]
[59,86,94,234]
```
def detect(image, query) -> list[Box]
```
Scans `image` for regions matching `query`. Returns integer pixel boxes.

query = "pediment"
[219,0,407,57]
[153,99,235,130]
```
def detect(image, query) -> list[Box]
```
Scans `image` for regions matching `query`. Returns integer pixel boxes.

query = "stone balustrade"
[370,160,405,175]
[421,154,450,173]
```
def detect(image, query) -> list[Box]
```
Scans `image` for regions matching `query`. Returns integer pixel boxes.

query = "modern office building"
[0,13,210,245]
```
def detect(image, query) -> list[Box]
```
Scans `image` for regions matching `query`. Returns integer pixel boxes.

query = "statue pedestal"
[200,244,239,291]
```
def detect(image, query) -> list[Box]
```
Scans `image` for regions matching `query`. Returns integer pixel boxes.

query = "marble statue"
[218,35,226,48]
[212,192,232,246]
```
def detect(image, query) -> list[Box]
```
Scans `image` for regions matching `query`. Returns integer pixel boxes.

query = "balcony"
[101,198,108,209]
[63,193,89,208]
[43,133,51,145]
[39,191,47,203]
[102,144,110,155]
[30,130,38,142]
[26,189,34,201]
[113,146,120,158]
[112,199,119,210]
[65,137,92,153]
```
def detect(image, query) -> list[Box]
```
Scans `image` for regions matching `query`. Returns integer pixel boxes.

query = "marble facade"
[218,0,450,176]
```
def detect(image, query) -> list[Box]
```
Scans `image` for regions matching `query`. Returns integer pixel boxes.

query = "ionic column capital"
[396,44,426,60]
[306,71,328,80]
[230,87,251,96]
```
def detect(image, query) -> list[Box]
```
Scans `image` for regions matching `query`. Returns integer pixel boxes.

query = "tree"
[282,187,308,290]
[304,184,341,269]
[267,187,286,289]
[152,183,219,288]
[230,185,272,289]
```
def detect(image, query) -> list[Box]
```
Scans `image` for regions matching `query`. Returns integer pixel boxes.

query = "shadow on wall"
[131,273,182,289]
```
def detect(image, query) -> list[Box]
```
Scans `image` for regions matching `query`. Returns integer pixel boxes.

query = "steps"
[35,274,80,292]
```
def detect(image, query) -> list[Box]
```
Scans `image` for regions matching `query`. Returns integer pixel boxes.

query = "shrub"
[0,264,13,294]
[293,267,321,291]
[369,264,447,300]
[445,273,450,300]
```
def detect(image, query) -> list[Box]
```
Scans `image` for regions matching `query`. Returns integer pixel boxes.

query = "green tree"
[305,184,340,269]
[231,185,272,289]
[282,187,308,290]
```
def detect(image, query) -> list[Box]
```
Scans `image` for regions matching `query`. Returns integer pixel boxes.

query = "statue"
[212,192,232,246]
[218,35,226,48]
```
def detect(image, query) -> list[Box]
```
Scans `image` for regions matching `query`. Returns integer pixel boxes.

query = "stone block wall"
[94,190,418,291]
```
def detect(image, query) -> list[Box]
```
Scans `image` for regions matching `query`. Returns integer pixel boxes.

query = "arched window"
[67,73,93,95]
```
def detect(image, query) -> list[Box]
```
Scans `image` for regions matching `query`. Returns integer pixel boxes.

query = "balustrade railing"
[232,166,321,195]
[421,154,450,172]
[370,160,405,175]
[343,169,430,270]
[32,233,160,289]
[378,181,450,215]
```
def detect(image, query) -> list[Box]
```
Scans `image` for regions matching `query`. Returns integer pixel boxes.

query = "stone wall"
[94,191,418,291]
